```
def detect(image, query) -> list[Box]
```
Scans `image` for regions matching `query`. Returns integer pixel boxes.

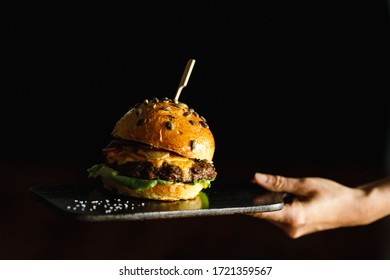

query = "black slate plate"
[29,180,284,221]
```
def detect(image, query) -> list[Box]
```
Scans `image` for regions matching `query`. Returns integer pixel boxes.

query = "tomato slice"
[102,147,122,156]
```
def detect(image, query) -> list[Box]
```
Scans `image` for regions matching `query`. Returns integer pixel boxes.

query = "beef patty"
[108,160,217,183]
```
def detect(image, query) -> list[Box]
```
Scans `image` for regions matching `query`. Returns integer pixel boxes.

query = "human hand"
[251,173,368,238]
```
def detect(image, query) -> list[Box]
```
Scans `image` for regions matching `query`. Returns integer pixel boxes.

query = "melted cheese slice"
[108,147,195,180]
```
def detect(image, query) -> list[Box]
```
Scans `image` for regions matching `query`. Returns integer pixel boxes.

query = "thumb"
[254,172,311,196]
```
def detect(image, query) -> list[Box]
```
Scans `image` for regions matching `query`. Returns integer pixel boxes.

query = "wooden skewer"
[174,59,196,103]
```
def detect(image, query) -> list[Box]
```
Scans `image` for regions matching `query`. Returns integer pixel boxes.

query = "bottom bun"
[102,177,204,201]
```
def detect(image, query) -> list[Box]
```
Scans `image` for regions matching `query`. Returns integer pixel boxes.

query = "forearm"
[358,176,390,224]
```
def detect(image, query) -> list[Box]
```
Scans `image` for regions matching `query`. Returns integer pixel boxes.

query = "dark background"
[1,0,390,260]
[2,0,389,167]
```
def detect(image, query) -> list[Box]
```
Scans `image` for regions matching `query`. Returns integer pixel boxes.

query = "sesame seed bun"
[111,98,215,161]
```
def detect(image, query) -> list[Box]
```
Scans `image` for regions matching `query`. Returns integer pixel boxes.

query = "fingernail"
[255,173,268,184]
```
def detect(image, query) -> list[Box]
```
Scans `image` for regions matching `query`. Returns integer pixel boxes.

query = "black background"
[2,0,390,260]
[2,0,389,168]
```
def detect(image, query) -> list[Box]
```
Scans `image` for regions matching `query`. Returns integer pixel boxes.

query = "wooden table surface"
[1,159,389,260]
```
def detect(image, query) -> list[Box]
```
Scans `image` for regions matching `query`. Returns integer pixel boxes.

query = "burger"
[88,97,217,201]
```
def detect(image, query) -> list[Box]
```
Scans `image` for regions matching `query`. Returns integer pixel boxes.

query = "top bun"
[112,97,215,161]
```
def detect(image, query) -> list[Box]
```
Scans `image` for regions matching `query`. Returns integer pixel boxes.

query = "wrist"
[358,177,390,224]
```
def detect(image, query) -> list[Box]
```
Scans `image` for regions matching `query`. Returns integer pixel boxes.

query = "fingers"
[252,213,315,239]
[250,204,307,239]
[253,172,314,196]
